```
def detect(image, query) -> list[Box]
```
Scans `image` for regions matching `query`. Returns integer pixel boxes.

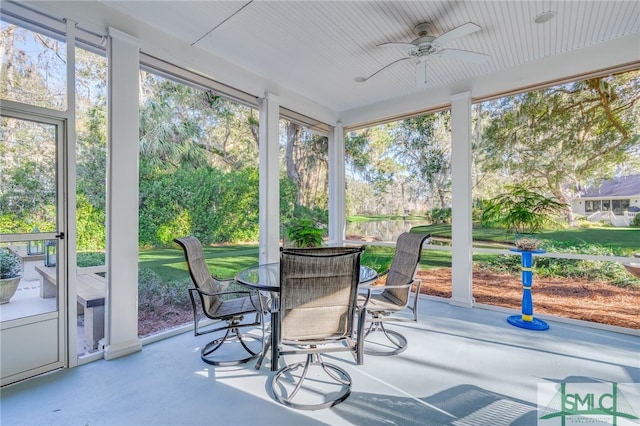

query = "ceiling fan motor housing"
[410,40,440,58]
[410,23,440,58]
[415,22,432,36]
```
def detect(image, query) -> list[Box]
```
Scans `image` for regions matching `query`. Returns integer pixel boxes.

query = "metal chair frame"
[272,246,364,410]
[175,236,262,366]
[359,233,430,356]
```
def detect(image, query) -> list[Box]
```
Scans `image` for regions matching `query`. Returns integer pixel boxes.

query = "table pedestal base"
[507,315,549,330]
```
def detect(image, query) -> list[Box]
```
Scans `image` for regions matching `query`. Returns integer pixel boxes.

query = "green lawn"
[409,224,640,284]
[135,243,442,286]
[141,244,401,280]
[78,244,261,283]
[137,244,260,282]
[78,224,638,286]
[411,224,639,254]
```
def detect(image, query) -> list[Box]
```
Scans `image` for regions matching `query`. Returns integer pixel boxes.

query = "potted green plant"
[0,248,22,304]
[286,219,324,248]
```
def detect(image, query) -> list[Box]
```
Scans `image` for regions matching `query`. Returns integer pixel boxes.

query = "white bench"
[35,265,106,350]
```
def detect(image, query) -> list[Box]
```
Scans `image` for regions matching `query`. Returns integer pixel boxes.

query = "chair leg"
[201,327,232,357]
[271,353,352,410]
[362,318,408,356]
[356,307,366,365]
[254,339,270,370]
[254,309,273,370]
[237,326,261,354]
[200,319,262,367]
[411,281,422,322]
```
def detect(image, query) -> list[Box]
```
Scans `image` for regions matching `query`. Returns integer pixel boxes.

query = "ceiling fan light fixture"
[534,11,556,24]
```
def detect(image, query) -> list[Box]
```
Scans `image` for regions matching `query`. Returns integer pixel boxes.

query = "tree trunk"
[552,188,576,226]
[0,27,16,98]
[285,121,301,203]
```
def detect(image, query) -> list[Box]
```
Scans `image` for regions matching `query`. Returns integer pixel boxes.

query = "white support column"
[328,123,346,246]
[449,92,474,308]
[65,19,79,365]
[104,28,142,360]
[258,92,281,264]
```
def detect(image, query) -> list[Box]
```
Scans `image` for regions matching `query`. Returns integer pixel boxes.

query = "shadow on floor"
[333,384,537,425]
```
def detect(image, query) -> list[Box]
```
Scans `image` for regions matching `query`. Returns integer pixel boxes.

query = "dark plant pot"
[0,276,21,304]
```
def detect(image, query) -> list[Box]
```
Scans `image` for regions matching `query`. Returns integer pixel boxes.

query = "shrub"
[77,251,106,267]
[576,219,603,228]
[76,194,106,251]
[472,206,486,226]
[477,241,639,287]
[286,219,324,247]
[481,184,565,233]
[138,268,163,310]
[360,245,393,273]
[632,214,640,227]
[160,279,192,307]
[430,207,452,224]
[138,165,260,247]
[281,204,327,239]
[138,268,191,311]
[0,248,21,279]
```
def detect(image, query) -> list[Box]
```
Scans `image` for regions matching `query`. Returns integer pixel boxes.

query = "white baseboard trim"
[103,339,143,360]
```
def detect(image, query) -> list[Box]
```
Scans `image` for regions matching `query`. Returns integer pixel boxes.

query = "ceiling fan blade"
[433,22,481,45]
[376,41,416,48]
[415,59,428,88]
[354,57,413,83]
[440,48,489,64]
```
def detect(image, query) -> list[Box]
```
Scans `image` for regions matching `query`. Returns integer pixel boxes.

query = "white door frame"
[0,102,69,386]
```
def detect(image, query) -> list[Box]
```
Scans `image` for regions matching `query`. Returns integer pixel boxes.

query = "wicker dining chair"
[271,246,364,410]
[174,236,262,366]
[358,232,430,356]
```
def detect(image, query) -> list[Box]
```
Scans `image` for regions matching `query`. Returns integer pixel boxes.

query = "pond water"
[346,220,430,242]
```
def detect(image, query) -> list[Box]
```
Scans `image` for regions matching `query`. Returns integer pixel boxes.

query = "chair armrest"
[212,276,235,284]
[373,283,413,290]
[211,276,235,291]
[250,292,270,314]
[190,287,253,298]
[358,268,388,290]
[413,278,422,292]
[359,281,413,291]
[358,279,416,306]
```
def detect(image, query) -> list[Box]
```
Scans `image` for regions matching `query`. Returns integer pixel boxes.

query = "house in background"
[572,174,640,226]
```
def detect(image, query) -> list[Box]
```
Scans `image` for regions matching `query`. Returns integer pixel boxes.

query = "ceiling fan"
[355,22,489,88]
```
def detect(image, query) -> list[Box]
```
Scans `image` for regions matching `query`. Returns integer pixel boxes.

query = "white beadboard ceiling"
[98,1,638,118]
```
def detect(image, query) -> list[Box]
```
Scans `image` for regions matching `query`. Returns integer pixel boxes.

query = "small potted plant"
[514,236,542,251]
[286,219,324,248]
[0,248,22,304]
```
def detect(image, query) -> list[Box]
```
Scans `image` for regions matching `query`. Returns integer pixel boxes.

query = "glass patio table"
[236,262,378,371]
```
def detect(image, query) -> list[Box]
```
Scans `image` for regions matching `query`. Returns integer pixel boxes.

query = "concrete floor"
[1,297,639,426]
[0,278,56,322]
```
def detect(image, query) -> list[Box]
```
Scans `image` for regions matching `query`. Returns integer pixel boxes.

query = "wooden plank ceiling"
[102,1,639,113]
